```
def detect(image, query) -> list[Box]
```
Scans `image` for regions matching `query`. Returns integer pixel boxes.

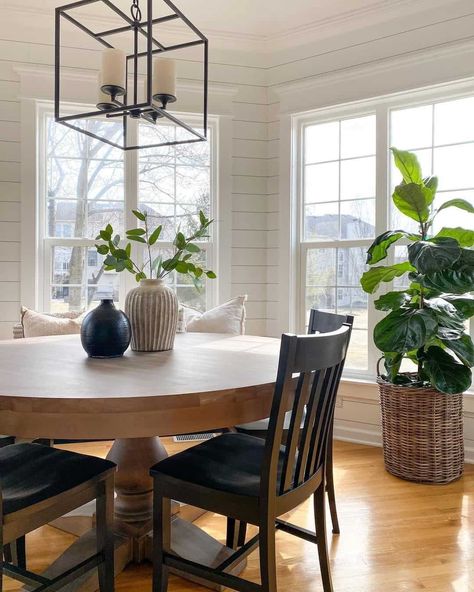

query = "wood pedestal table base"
[37,437,245,592]
[0,333,280,592]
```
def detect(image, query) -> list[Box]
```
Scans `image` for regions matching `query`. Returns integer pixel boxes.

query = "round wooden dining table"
[0,331,281,591]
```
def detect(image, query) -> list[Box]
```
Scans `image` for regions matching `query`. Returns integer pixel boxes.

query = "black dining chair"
[0,442,115,592]
[150,325,351,592]
[235,309,354,536]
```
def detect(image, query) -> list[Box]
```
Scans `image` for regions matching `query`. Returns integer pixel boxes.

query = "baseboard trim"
[334,420,474,464]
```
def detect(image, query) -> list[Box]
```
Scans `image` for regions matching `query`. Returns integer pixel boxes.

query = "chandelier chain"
[130,0,142,23]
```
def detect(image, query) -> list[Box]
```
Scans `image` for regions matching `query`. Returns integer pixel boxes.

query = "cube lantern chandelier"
[54,0,208,150]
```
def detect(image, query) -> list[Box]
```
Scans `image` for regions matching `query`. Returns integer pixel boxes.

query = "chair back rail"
[260,326,351,502]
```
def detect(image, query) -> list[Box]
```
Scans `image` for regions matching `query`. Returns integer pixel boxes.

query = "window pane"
[305,287,336,315]
[46,117,124,239]
[305,247,368,372]
[50,246,119,313]
[391,105,432,149]
[340,199,375,239]
[432,190,474,233]
[139,164,175,202]
[304,203,339,241]
[346,330,368,371]
[338,247,367,286]
[340,115,375,158]
[340,156,375,200]
[434,144,474,191]
[304,121,339,164]
[435,97,474,146]
[306,249,336,286]
[304,162,339,203]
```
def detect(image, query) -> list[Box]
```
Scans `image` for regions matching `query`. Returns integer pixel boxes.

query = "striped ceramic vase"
[125,279,178,352]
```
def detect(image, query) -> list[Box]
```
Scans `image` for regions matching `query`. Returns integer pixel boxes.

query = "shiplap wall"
[0,9,273,339]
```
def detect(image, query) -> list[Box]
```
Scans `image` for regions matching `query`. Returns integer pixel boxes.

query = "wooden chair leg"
[314,484,334,592]
[2,537,25,568]
[153,489,171,592]
[259,517,277,592]
[325,424,340,534]
[226,518,237,549]
[237,521,247,547]
[226,519,248,549]
[96,477,114,592]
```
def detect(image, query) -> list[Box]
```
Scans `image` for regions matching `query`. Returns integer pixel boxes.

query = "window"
[300,114,375,373]
[296,87,474,379]
[40,109,216,314]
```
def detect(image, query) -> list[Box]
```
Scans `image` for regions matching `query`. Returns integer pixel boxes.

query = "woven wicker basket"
[377,375,464,484]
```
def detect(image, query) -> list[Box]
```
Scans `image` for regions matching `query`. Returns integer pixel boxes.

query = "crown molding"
[2,0,462,54]
[272,36,474,112]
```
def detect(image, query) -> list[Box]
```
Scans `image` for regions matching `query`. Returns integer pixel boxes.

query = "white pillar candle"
[152,58,176,99]
[101,48,126,93]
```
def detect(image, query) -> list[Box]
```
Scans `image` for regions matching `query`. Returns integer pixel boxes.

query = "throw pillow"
[21,307,85,338]
[182,295,247,335]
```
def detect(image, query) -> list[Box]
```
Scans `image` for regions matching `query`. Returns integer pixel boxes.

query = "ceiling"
[163,0,386,38]
[6,0,416,39]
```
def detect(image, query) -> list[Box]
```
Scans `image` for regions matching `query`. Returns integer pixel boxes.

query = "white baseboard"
[334,419,474,464]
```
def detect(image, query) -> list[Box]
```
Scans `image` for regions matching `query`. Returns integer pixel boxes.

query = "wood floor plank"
[3,440,474,592]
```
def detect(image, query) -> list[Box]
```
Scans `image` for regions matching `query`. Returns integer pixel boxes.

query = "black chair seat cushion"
[151,432,286,498]
[0,443,115,515]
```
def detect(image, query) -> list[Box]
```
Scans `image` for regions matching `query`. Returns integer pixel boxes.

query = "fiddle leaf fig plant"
[361,148,474,394]
[95,209,216,290]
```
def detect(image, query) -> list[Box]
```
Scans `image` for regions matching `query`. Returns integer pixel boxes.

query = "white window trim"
[291,79,474,382]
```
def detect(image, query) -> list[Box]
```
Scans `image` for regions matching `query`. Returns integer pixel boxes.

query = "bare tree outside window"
[45,115,213,313]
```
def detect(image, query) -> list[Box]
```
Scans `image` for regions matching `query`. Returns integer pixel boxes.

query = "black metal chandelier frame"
[54,0,208,150]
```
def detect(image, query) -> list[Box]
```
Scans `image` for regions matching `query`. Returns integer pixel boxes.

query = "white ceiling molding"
[272,37,474,114]
[2,0,466,54]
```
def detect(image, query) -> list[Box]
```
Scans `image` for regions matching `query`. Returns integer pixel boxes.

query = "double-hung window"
[296,86,474,380]
[39,107,216,314]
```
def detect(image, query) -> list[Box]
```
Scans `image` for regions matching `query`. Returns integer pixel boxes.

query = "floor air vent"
[173,433,217,442]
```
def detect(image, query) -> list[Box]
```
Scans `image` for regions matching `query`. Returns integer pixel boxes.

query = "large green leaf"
[360,262,415,294]
[383,352,403,381]
[442,295,474,320]
[437,198,474,215]
[435,227,474,247]
[424,176,438,195]
[148,225,162,246]
[374,291,412,311]
[391,148,423,184]
[366,230,408,264]
[442,334,474,367]
[419,268,474,295]
[407,237,461,274]
[423,346,472,394]
[392,182,433,223]
[374,308,438,353]
[456,248,474,271]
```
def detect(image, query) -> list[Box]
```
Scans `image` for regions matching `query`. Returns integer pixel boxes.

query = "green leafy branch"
[360,148,474,394]
[95,209,216,290]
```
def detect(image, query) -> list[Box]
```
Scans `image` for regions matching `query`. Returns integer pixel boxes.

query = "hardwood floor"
[4,439,474,592]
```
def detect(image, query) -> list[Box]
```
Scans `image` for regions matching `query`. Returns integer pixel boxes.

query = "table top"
[0,333,280,440]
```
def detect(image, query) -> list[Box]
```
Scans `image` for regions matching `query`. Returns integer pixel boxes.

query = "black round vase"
[81,299,131,358]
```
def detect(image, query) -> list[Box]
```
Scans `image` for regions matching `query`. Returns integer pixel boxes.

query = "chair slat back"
[260,326,351,501]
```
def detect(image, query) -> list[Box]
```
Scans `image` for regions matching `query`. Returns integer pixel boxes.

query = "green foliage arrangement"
[95,209,216,290]
[361,148,474,395]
